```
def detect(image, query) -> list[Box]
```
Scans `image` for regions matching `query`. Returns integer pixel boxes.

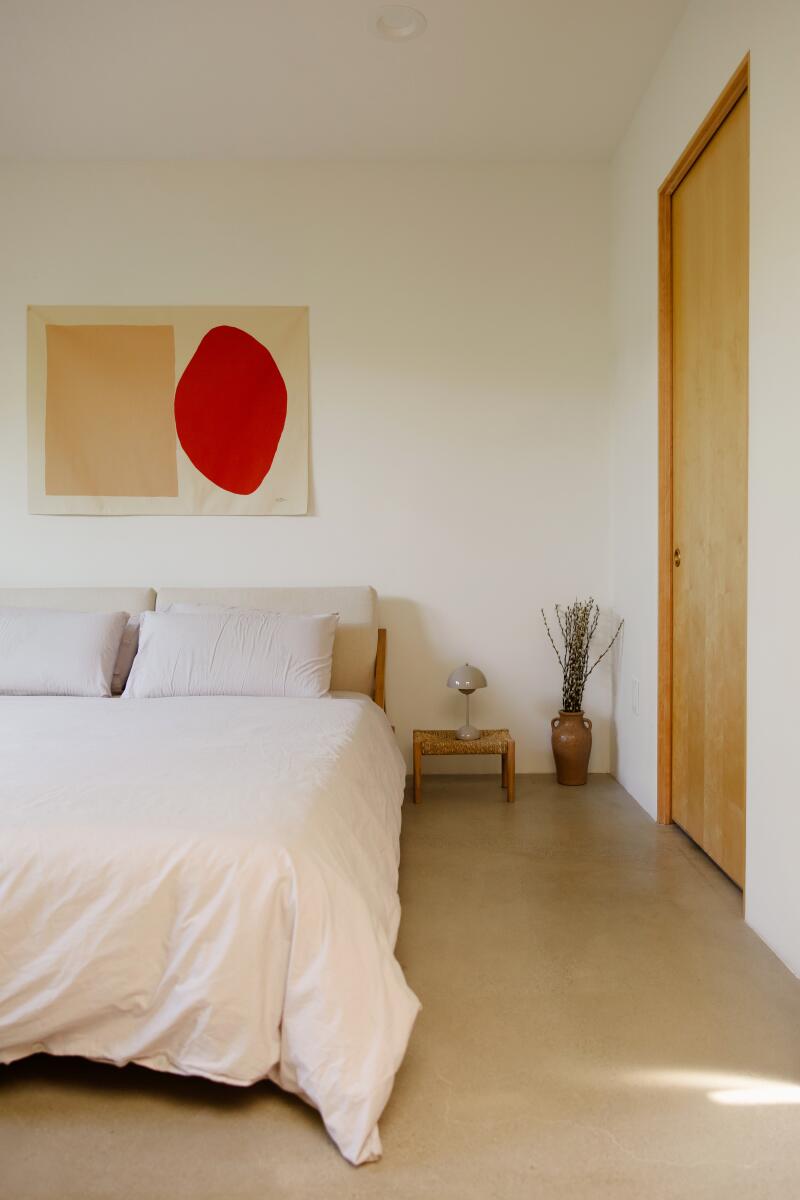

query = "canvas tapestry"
[27,306,308,515]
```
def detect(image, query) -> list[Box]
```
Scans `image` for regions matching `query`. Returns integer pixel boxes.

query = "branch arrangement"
[541,598,623,713]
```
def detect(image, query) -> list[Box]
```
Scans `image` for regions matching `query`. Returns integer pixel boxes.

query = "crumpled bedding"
[0,693,420,1164]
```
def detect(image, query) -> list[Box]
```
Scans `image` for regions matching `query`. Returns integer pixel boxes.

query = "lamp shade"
[447,663,487,693]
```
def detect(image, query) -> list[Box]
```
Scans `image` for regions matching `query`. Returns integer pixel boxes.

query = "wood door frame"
[657,53,750,826]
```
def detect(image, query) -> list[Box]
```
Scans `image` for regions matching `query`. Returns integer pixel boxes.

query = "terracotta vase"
[551,710,592,785]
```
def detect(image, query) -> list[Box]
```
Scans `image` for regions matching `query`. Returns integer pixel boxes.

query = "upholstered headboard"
[0,587,156,615]
[0,585,383,700]
[156,586,379,696]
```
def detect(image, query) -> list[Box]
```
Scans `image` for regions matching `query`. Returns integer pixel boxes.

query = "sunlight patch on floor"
[624,1068,800,1106]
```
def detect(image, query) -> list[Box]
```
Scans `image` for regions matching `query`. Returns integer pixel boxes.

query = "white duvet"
[0,694,420,1164]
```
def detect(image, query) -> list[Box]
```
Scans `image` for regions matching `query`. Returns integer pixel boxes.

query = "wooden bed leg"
[413,740,422,804]
[506,740,515,803]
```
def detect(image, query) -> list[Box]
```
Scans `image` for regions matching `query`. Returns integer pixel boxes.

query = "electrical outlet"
[632,677,640,716]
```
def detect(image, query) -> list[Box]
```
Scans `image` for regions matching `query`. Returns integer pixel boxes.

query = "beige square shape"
[28,306,308,515]
[44,324,178,497]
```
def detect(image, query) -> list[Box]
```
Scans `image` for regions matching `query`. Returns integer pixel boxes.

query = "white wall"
[0,161,613,772]
[610,0,800,974]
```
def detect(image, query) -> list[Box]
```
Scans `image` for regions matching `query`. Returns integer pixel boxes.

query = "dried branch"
[541,608,564,670]
[584,617,625,683]
[541,599,624,712]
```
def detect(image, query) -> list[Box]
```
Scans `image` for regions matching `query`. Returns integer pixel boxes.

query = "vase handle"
[551,717,560,730]
[583,717,592,731]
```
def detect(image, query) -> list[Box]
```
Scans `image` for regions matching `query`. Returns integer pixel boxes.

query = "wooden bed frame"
[373,628,387,711]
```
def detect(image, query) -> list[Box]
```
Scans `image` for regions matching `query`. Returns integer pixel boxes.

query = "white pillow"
[123,609,339,699]
[0,607,129,697]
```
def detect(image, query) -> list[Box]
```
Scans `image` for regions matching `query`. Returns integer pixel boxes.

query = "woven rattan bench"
[412,728,515,804]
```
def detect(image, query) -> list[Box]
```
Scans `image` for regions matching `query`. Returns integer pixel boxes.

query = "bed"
[0,586,419,1165]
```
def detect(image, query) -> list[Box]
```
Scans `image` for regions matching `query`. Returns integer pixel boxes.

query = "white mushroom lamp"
[447,663,488,742]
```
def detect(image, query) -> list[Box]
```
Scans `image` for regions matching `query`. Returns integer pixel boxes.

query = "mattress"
[0,693,420,1164]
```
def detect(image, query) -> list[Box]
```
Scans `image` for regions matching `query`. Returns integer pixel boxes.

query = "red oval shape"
[174,325,287,495]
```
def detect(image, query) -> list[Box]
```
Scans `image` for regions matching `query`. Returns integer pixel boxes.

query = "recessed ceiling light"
[370,5,427,41]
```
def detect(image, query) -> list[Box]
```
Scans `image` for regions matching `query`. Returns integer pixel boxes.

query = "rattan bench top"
[413,728,511,754]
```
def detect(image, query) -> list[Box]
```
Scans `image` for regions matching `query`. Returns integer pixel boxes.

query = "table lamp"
[447,663,487,741]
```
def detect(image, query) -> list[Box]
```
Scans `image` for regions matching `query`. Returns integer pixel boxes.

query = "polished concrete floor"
[2,774,800,1199]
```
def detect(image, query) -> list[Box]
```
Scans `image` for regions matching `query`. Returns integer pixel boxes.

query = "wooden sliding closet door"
[668,85,749,886]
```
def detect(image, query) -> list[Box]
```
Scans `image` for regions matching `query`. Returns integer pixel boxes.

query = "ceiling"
[0,0,688,161]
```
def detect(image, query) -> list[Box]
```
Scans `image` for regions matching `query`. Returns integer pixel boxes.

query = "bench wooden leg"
[413,741,422,804]
[506,740,515,803]
[501,752,508,788]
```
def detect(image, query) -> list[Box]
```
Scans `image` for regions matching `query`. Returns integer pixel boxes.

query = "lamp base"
[456,723,482,742]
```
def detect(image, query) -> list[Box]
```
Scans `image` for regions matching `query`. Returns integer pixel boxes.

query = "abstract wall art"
[27,306,308,514]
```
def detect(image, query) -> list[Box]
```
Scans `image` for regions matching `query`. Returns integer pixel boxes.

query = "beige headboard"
[0,587,156,615]
[156,586,380,696]
[0,585,383,701]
